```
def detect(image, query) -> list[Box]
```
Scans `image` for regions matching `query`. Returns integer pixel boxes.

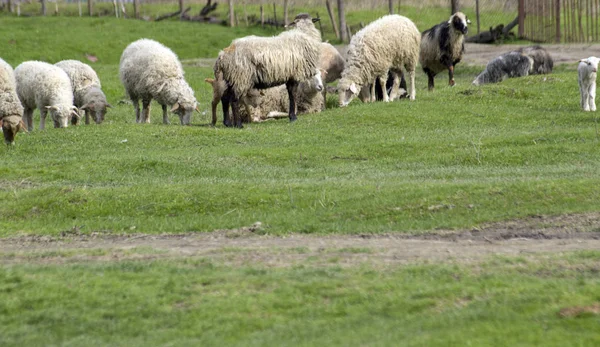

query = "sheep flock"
[1,12,598,146]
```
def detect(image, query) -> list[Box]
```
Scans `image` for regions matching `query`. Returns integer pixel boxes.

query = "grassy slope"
[1,251,600,346]
[1,17,599,235]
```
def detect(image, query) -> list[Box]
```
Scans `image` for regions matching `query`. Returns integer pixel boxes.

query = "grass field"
[1,15,600,346]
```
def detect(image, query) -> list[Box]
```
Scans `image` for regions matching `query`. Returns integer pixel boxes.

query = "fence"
[520,0,600,42]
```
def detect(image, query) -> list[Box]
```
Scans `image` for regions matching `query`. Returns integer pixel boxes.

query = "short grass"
[1,16,598,235]
[1,251,600,346]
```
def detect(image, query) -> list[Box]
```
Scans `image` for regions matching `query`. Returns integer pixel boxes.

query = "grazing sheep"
[120,39,198,125]
[578,56,599,112]
[420,12,470,91]
[338,14,420,107]
[206,70,324,123]
[359,71,408,103]
[0,58,26,145]
[472,52,534,86]
[516,45,553,75]
[319,42,345,103]
[215,13,322,128]
[55,60,112,125]
[15,61,79,130]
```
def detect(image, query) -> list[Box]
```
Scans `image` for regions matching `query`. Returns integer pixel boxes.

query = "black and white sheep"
[119,39,198,125]
[15,61,79,130]
[214,13,322,128]
[0,58,26,145]
[472,52,534,86]
[578,56,599,112]
[55,60,111,125]
[337,14,420,107]
[516,45,553,75]
[420,12,470,91]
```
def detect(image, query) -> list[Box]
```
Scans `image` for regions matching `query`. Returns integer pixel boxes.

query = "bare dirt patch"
[1,213,600,266]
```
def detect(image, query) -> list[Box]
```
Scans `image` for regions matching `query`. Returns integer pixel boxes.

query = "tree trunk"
[41,0,46,15]
[337,0,347,42]
[133,0,139,19]
[283,0,288,26]
[451,0,459,14]
[179,0,184,18]
[228,0,234,27]
[88,0,93,16]
[8,0,12,13]
[388,0,393,14]
[326,0,340,39]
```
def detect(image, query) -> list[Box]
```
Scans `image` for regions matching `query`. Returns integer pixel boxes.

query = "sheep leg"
[408,70,416,100]
[379,74,390,102]
[142,99,151,123]
[23,108,34,131]
[85,109,91,125]
[133,98,141,123]
[424,68,435,91]
[232,98,243,129]
[211,95,220,126]
[39,108,47,130]
[221,87,233,127]
[388,72,401,100]
[286,81,298,122]
[590,83,597,112]
[162,105,170,125]
[370,81,376,102]
[448,65,456,87]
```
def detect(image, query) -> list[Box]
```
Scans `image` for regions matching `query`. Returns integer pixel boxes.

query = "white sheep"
[206,70,324,123]
[337,14,420,107]
[214,13,322,128]
[0,58,26,145]
[578,56,599,112]
[119,39,198,125]
[55,60,112,125]
[420,12,470,91]
[15,61,79,130]
[472,52,534,86]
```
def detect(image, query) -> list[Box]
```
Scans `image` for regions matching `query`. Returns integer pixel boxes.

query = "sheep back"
[215,30,321,98]
[472,52,533,85]
[320,42,345,83]
[515,46,553,75]
[14,61,74,111]
[55,60,102,107]
[0,58,23,119]
[338,14,420,92]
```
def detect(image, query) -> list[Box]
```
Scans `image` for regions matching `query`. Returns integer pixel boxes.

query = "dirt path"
[2,213,600,266]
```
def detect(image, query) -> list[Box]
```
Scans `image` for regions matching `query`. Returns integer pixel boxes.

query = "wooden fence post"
[88,0,93,16]
[338,0,347,42]
[41,0,47,15]
[555,0,560,42]
[475,0,480,34]
[229,0,235,27]
[518,0,524,38]
[326,0,340,40]
[133,0,139,19]
[283,0,289,26]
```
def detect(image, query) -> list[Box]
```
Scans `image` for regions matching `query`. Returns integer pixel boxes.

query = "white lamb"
[578,56,600,112]
[55,60,111,125]
[214,13,321,128]
[15,61,79,130]
[0,58,26,145]
[120,39,198,125]
[338,14,420,107]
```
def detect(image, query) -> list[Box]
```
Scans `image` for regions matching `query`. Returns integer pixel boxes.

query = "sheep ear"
[205,78,215,84]
[349,83,358,94]
[18,119,28,133]
[170,103,180,112]
[312,17,320,23]
[106,103,112,108]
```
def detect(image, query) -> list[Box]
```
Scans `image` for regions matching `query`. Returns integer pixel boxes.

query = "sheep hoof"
[449,80,456,87]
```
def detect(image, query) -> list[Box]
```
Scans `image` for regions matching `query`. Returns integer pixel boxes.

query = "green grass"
[1,251,600,346]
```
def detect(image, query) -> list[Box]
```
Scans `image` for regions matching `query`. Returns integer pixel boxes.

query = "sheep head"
[450,12,470,35]
[1,116,27,145]
[46,105,79,128]
[81,101,112,124]
[580,57,600,73]
[171,98,198,126]
[286,13,322,41]
[337,79,360,107]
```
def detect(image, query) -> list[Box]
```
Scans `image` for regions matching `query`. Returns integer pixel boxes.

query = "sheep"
[206,69,324,123]
[0,58,26,145]
[55,60,112,125]
[337,14,420,107]
[515,45,553,75]
[119,38,198,125]
[472,52,534,86]
[14,61,79,131]
[420,12,470,91]
[358,71,408,103]
[578,56,599,112]
[214,13,322,128]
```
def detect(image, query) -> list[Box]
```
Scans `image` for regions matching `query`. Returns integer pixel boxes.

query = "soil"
[2,213,600,266]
